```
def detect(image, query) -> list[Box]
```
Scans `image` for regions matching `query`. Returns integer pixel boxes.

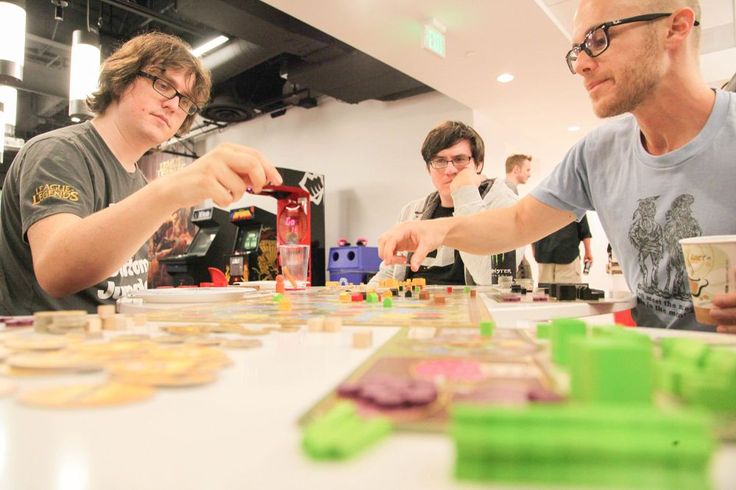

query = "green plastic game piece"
[659,337,709,367]
[464,286,471,294]
[569,337,654,405]
[535,322,552,339]
[450,403,714,488]
[383,297,393,308]
[365,292,378,304]
[550,318,587,366]
[302,401,392,460]
[272,293,283,302]
[479,320,495,337]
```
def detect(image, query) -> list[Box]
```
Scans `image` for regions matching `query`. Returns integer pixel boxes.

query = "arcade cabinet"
[260,168,325,286]
[160,205,237,286]
[226,206,278,283]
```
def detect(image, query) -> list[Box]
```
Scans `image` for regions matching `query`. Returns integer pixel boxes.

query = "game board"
[300,326,554,432]
[140,286,495,328]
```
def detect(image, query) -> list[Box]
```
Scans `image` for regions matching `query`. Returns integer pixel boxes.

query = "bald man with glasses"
[379,0,736,333]
[369,121,522,287]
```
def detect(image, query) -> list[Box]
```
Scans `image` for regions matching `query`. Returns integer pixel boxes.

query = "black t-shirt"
[406,206,467,285]
[533,215,592,264]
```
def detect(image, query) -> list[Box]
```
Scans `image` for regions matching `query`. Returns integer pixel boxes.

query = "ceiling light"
[0,101,5,163]
[567,125,581,132]
[0,0,26,84]
[69,29,101,121]
[0,85,17,136]
[191,36,229,57]
[496,73,514,83]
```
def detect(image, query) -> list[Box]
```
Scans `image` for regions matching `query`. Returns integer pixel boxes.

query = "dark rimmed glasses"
[565,13,700,74]
[138,71,199,116]
[428,155,474,170]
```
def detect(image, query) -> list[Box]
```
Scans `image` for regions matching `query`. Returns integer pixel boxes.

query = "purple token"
[527,387,564,403]
[404,387,438,406]
[5,318,34,327]
[336,382,363,398]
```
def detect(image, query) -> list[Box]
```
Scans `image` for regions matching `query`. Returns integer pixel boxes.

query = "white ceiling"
[263,0,736,163]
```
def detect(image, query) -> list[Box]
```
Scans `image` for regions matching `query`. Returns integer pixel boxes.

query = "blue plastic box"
[328,246,381,284]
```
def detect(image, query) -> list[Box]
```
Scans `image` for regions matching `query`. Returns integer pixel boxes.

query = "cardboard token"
[18,382,154,408]
[152,335,185,344]
[220,339,262,349]
[4,336,69,351]
[112,334,151,342]
[0,379,17,397]
[238,327,269,336]
[0,364,71,377]
[274,325,300,333]
[114,371,217,387]
[186,337,222,346]
[161,325,212,336]
[6,352,103,372]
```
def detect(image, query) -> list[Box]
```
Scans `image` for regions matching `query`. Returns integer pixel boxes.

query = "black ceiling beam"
[99,0,209,38]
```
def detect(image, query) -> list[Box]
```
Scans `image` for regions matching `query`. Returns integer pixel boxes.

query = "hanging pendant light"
[68,28,100,121]
[0,0,26,84]
[0,85,17,137]
[0,101,5,164]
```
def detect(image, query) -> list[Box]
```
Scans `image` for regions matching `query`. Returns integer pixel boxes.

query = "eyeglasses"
[565,13,699,74]
[138,71,199,116]
[428,155,474,170]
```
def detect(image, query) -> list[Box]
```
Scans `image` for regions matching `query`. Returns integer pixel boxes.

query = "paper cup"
[680,235,736,325]
[278,244,310,289]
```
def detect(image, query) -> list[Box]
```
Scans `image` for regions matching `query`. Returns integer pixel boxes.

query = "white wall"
[198,90,620,292]
[201,91,472,253]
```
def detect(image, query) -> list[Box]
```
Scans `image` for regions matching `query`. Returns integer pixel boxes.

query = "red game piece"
[275,275,286,294]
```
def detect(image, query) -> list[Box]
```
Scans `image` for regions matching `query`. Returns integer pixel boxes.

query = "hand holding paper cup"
[680,235,736,326]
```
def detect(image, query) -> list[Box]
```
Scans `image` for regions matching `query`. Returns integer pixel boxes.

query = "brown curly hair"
[87,32,211,135]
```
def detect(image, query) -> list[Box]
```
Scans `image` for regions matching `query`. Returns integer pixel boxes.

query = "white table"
[1,318,734,489]
[482,291,637,327]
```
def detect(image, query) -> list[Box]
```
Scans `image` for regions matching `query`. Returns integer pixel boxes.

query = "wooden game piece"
[432,294,446,305]
[277,297,292,310]
[383,297,393,308]
[18,382,154,408]
[419,291,430,301]
[479,321,495,337]
[446,286,453,294]
[102,314,127,331]
[324,317,342,333]
[351,292,363,302]
[411,278,427,287]
[87,316,102,335]
[326,281,340,288]
[404,290,412,298]
[470,290,477,298]
[282,266,298,289]
[133,313,147,326]
[352,330,373,348]
[339,291,351,303]
[33,311,55,333]
[97,304,116,318]
[275,275,286,294]
[307,316,325,332]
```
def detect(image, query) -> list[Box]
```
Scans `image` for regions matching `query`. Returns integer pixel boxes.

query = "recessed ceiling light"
[567,125,581,132]
[496,73,514,83]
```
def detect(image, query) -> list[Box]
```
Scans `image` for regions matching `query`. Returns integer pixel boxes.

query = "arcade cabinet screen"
[188,227,218,256]
[239,229,259,251]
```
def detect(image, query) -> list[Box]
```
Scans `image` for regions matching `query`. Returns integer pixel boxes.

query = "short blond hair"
[505,154,531,174]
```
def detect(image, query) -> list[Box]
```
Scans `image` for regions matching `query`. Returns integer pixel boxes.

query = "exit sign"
[422,20,446,58]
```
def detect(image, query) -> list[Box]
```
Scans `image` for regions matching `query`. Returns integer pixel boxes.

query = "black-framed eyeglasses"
[428,155,474,170]
[138,71,199,116]
[565,13,700,74]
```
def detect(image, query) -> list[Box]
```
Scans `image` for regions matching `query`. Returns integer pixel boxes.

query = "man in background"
[533,214,594,283]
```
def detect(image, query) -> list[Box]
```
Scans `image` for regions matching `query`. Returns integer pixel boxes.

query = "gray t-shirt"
[0,121,149,314]
[532,90,736,331]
